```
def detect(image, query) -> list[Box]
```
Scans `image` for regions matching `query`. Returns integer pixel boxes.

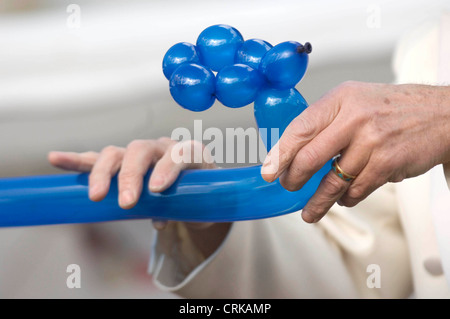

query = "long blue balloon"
[0,163,330,227]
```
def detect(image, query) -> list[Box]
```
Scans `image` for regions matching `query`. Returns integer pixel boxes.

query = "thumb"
[261,88,342,182]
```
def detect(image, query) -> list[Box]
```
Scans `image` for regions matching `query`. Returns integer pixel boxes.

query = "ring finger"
[338,153,388,207]
[301,148,369,223]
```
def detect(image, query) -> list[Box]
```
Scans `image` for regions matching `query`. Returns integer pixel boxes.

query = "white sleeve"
[149,213,359,298]
[148,183,412,299]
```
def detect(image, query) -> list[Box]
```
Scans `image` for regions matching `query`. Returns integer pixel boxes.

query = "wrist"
[403,83,450,166]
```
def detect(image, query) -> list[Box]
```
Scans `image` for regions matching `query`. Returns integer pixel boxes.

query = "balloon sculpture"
[0,25,330,227]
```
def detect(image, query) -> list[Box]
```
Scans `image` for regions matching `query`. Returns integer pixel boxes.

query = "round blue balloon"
[196,24,244,72]
[235,39,273,70]
[169,63,216,112]
[259,41,311,90]
[254,86,308,151]
[215,64,265,108]
[162,42,201,80]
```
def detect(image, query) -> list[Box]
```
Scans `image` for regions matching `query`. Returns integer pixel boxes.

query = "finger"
[152,219,169,231]
[89,146,125,202]
[301,151,368,223]
[48,151,99,172]
[278,118,353,191]
[261,88,342,182]
[338,154,388,207]
[118,140,166,209]
[149,140,213,193]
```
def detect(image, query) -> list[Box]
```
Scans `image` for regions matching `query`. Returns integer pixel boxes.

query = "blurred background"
[0,0,448,298]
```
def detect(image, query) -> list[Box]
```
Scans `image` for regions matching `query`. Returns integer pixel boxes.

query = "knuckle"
[337,81,361,94]
[370,152,395,177]
[299,147,321,171]
[181,140,206,156]
[189,139,206,150]
[102,145,122,158]
[324,173,347,197]
[157,136,174,144]
[290,115,317,141]
[102,145,118,153]
[170,140,193,163]
[82,151,98,157]
[178,139,195,148]
[333,81,365,108]
[127,139,152,151]
[279,176,300,192]
[350,105,371,127]
[346,185,366,202]
[389,171,406,183]
[118,170,141,185]
[178,140,195,155]
[364,130,383,150]
[338,196,358,208]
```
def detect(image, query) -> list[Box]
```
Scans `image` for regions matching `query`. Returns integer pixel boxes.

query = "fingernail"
[119,189,135,207]
[89,184,103,200]
[261,165,275,182]
[302,210,317,223]
[262,155,280,182]
[149,175,166,192]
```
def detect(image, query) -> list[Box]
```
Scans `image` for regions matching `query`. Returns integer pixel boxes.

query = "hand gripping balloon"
[0,25,331,227]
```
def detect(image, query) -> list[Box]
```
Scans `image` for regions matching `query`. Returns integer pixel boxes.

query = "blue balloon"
[215,64,265,108]
[0,164,331,227]
[259,41,311,90]
[162,42,201,80]
[169,63,216,112]
[0,26,329,228]
[196,24,244,72]
[254,86,308,151]
[0,82,333,228]
[235,39,273,70]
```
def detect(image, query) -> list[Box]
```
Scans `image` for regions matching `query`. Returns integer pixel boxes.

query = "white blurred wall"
[1,0,448,176]
[0,0,448,298]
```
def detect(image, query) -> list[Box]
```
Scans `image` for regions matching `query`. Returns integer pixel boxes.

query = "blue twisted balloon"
[0,25,330,227]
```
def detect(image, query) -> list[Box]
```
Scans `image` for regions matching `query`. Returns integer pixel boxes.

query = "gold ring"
[331,157,357,182]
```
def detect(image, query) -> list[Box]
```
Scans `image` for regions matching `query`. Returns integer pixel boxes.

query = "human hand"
[48,138,231,257]
[48,138,214,209]
[262,81,450,223]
